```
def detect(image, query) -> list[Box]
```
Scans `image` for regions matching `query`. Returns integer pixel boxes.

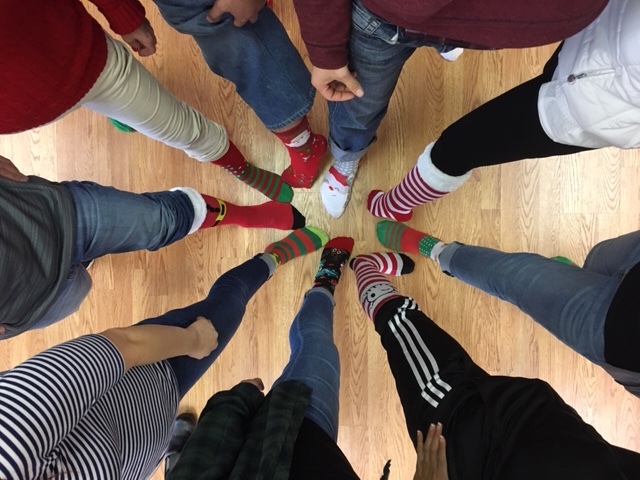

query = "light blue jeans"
[437,231,640,363]
[34,181,194,329]
[273,287,341,440]
[152,0,315,130]
[328,0,455,163]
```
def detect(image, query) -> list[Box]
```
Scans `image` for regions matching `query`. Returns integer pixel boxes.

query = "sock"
[212,141,293,202]
[376,221,446,260]
[275,116,327,188]
[313,237,355,294]
[264,227,329,266]
[199,194,305,230]
[551,256,579,267]
[367,142,470,220]
[321,165,357,218]
[349,253,415,321]
[334,158,360,178]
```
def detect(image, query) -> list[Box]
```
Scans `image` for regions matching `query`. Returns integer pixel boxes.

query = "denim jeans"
[437,231,640,363]
[273,287,341,440]
[153,0,315,130]
[138,256,271,398]
[34,181,195,330]
[328,0,453,163]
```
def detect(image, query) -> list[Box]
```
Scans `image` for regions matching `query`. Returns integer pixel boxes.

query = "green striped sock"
[551,256,578,267]
[264,227,329,266]
[376,220,444,259]
[236,163,293,203]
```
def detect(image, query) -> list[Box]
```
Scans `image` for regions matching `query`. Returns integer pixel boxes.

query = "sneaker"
[320,166,354,218]
[440,47,464,62]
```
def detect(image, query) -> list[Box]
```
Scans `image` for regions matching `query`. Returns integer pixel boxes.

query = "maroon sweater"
[0,0,145,134]
[293,0,609,69]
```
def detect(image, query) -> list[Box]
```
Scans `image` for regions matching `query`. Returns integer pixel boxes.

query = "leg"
[82,35,227,162]
[153,1,315,131]
[272,237,353,440]
[374,297,487,441]
[64,181,194,264]
[431,45,588,177]
[438,243,621,362]
[26,266,92,332]
[138,255,273,397]
[321,2,415,217]
[273,288,341,440]
[583,230,640,276]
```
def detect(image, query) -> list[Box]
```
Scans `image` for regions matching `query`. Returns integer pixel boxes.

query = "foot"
[264,226,329,266]
[313,237,355,294]
[349,252,415,276]
[321,166,354,218]
[367,190,413,221]
[376,220,445,260]
[281,134,327,188]
[164,412,197,475]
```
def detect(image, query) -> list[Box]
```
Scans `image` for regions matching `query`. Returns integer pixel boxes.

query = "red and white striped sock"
[367,142,471,220]
[349,253,415,321]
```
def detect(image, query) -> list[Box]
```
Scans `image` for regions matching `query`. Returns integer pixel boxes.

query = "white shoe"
[440,47,464,62]
[321,167,354,218]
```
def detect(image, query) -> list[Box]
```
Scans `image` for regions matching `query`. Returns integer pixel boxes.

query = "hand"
[186,317,219,359]
[207,0,266,27]
[241,377,265,391]
[0,155,28,182]
[413,423,449,480]
[311,65,364,101]
[121,18,157,57]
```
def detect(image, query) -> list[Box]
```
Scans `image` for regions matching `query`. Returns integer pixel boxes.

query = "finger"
[249,12,259,23]
[0,165,28,182]
[206,5,223,23]
[255,378,265,390]
[337,71,364,97]
[437,434,447,467]
[233,17,248,27]
[318,84,355,102]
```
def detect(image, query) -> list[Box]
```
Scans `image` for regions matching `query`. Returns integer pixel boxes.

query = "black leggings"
[432,45,590,177]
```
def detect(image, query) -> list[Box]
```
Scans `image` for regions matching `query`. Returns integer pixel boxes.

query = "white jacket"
[538,0,640,149]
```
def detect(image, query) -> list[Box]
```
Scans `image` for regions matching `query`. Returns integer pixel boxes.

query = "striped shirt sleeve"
[0,334,125,479]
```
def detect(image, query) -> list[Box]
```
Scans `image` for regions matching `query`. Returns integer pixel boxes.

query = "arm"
[100,316,219,372]
[292,0,363,101]
[0,154,28,182]
[167,380,265,479]
[90,0,157,56]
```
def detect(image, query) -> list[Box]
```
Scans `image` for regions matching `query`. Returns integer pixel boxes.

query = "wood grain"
[1,1,639,478]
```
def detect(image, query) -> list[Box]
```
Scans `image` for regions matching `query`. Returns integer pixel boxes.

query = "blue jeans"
[273,287,341,440]
[152,0,315,130]
[437,231,640,363]
[139,256,271,398]
[34,182,194,330]
[328,0,453,163]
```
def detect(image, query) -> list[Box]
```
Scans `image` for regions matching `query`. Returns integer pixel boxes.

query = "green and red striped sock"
[212,141,293,203]
[376,220,446,260]
[264,227,329,266]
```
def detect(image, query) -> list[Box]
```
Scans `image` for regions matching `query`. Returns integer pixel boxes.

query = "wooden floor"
[2,2,640,478]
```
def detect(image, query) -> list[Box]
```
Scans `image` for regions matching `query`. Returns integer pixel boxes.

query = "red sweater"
[0,0,145,134]
[293,0,609,69]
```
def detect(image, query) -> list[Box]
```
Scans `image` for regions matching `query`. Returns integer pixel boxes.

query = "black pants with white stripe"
[374,296,488,443]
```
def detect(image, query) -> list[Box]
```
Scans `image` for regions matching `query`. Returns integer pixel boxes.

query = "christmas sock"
[275,116,327,188]
[312,237,355,295]
[367,142,470,220]
[349,252,415,321]
[199,194,305,230]
[264,227,329,266]
[211,141,293,202]
[320,163,358,218]
[376,221,446,261]
[551,256,579,267]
